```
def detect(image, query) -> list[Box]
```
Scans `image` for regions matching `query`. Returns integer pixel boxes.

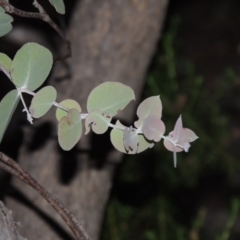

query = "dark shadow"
[89,129,115,169]
[57,126,119,184]
[111,150,160,207]
[58,146,80,185]
[27,122,54,152]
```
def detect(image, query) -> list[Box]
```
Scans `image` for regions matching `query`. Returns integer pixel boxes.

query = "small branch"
[17,88,33,124]
[0,152,91,240]
[0,0,71,60]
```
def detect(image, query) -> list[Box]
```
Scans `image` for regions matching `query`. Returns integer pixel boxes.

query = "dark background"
[1,0,240,239]
[102,0,240,239]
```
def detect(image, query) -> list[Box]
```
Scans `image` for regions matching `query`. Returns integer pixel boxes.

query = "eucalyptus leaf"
[135,96,162,128]
[0,6,13,37]
[49,0,65,14]
[142,116,165,142]
[11,43,53,91]
[0,53,11,72]
[56,99,81,121]
[163,115,198,168]
[87,82,135,117]
[58,108,82,151]
[0,90,19,144]
[30,86,57,118]
[85,110,111,135]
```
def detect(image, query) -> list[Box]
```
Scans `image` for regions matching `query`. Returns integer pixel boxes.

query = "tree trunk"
[0,201,25,240]
[6,0,168,239]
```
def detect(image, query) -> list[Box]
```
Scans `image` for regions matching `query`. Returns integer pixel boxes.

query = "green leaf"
[87,82,135,117]
[10,43,53,91]
[0,6,13,37]
[0,53,11,72]
[110,120,154,154]
[56,99,81,121]
[135,96,162,128]
[0,89,19,144]
[30,86,57,118]
[85,110,111,135]
[49,0,65,14]
[58,108,82,151]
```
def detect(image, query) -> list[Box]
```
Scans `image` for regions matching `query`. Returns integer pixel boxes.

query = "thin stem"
[21,89,35,96]
[108,122,125,131]
[53,102,69,112]
[17,88,33,124]
[21,88,70,113]
[0,0,71,60]
[0,152,91,240]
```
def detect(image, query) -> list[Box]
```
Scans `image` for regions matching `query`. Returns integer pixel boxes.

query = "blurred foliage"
[101,16,240,240]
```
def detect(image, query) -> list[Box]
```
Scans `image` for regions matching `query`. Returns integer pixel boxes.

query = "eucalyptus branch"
[0,0,71,60]
[0,152,91,240]
[0,41,198,166]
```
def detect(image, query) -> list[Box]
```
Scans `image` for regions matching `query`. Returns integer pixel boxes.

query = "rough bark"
[6,0,168,239]
[0,201,26,240]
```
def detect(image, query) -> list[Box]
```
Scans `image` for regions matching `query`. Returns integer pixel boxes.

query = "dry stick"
[0,0,71,60]
[0,152,91,240]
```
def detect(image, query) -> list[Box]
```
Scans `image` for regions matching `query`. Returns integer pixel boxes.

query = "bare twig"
[0,0,71,60]
[0,152,91,240]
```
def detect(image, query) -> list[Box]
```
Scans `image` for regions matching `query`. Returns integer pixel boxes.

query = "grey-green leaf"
[0,53,11,73]
[49,0,65,14]
[56,99,81,121]
[58,108,82,151]
[0,90,19,144]
[30,86,57,118]
[0,6,13,37]
[87,82,135,117]
[135,96,162,128]
[11,43,53,91]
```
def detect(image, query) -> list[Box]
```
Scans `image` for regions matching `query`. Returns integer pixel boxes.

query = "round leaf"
[0,89,19,144]
[30,86,57,118]
[49,0,65,14]
[0,6,13,37]
[56,99,81,121]
[135,96,162,128]
[142,116,165,142]
[87,82,135,117]
[10,43,53,91]
[58,108,82,151]
[85,110,111,135]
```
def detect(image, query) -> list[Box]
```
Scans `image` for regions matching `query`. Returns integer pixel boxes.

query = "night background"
[1,0,240,239]
[103,0,240,239]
